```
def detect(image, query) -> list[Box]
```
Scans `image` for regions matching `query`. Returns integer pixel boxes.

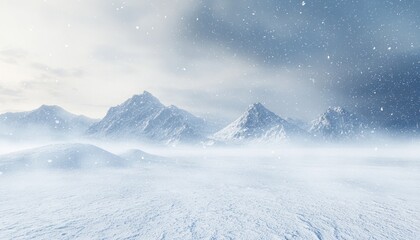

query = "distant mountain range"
[0,91,414,144]
[0,105,96,139]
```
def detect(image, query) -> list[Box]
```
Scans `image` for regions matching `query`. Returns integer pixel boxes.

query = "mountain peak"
[309,106,369,141]
[30,105,72,119]
[213,103,304,142]
[244,102,275,117]
[125,91,162,107]
[87,91,207,143]
[141,90,153,97]
[326,106,347,114]
[242,102,280,123]
[248,102,267,111]
[135,90,157,99]
[0,105,96,139]
[35,105,65,113]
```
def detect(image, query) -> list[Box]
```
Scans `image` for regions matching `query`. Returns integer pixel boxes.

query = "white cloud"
[0,0,329,121]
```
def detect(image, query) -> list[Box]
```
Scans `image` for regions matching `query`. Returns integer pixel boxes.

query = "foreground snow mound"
[87,91,208,144]
[213,103,307,143]
[309,106,370,141]
[120,149,167,164]
[0,105,96,139]
[0,143,126,172]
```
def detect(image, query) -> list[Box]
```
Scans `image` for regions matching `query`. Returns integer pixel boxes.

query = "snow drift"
[0,143,126,173]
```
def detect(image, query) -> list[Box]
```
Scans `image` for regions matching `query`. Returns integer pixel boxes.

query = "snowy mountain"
[87,91,209,143]
[0,143,126,172]
[213,103,307,143]
[309,106,370,141]
[0,105,97,139]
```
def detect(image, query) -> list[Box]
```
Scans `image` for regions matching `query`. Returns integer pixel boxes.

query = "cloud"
[0,86,21,97]
[177,0,420,127]
[30,62,85,78]
[0,0,419,131]
[338,53,420,131]
[0,48,28,65]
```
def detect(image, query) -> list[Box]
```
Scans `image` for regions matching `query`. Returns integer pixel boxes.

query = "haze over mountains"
[0,105,96,139]
[0,143,168,174]
[0,91,417,144]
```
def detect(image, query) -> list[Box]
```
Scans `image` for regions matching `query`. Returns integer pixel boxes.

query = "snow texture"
[0,146,418,239]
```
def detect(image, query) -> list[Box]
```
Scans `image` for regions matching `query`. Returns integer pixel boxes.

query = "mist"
[1,0,420,239]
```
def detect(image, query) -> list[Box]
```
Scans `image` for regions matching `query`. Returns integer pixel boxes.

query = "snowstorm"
[0,0,419,239]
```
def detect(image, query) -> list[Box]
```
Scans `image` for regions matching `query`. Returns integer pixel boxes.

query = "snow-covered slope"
[119,149,167,164]
[87,91,208,143]
[0,143,126,172]
[309,106,370,141]
[213,103,306,143]
[1,147,419,239]
[0,105,96,139]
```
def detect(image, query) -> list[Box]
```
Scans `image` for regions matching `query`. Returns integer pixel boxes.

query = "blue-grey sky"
[0,0,419,127]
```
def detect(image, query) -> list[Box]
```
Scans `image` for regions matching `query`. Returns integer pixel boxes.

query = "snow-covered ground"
[0,145,419,239]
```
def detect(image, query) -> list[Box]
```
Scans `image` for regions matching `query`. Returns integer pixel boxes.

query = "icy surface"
[0,146,419,239]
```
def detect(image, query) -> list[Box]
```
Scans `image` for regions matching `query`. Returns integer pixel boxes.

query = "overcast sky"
[0,0,419,125]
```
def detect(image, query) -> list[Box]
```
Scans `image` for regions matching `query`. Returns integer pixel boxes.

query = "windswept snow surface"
[0,146,419,239]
